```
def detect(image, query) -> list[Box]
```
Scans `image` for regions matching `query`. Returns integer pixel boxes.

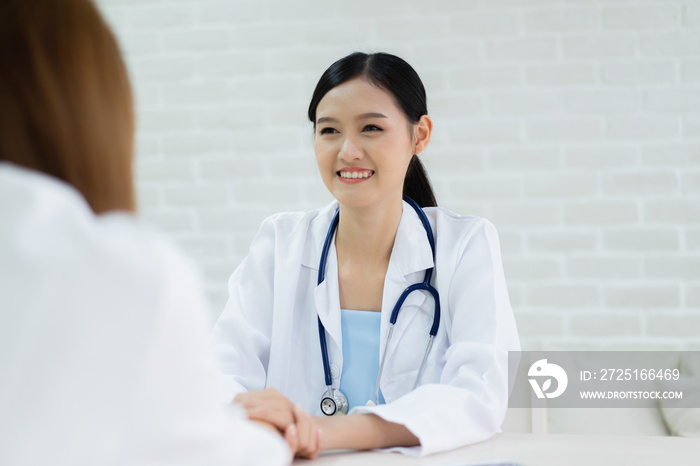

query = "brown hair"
[0,0,135,213]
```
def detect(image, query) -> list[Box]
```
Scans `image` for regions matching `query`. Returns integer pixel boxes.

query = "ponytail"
[403,155,437,208]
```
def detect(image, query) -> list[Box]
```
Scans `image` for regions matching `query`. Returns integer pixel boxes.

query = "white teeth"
[339,171,372,179]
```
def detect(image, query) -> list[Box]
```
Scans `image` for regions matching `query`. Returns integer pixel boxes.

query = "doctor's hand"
[284,404,321,459]
[235,388,296,431]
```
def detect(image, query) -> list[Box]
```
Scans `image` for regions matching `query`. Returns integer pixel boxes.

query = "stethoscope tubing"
[317,210,340,387]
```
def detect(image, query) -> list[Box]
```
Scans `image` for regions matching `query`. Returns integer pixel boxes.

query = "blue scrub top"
[339,309,386,410]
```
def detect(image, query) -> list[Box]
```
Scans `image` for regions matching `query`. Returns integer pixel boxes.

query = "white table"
[294,433,700,466]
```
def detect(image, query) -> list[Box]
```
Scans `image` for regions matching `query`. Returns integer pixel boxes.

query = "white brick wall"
[96,0,700,350]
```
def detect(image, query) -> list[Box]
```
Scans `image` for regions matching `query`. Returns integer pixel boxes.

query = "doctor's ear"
[412,115,432,155]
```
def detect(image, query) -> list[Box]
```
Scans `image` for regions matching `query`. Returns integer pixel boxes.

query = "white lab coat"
[211,199,521,457]
[0,162,290,466]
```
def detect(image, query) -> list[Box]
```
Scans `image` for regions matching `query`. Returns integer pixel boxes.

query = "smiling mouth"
[338,170,374,179]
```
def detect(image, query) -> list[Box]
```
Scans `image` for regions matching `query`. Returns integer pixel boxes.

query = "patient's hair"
[0,0,135,213]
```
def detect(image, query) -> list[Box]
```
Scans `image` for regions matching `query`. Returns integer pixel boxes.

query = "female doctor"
[211,52,520,458]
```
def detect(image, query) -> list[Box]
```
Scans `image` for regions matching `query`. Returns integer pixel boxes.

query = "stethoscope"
[317,196,441,416]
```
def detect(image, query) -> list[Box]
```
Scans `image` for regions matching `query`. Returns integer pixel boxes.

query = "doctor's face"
[313,78,416,210]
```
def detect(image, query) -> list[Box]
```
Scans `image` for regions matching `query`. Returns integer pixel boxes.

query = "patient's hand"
[235,388,296,431]
[236,390,321,459]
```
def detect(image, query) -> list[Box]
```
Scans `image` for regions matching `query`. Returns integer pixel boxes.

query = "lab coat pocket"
[383,300,434,395]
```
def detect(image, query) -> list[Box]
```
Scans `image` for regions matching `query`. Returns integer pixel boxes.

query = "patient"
[0,0,289,464]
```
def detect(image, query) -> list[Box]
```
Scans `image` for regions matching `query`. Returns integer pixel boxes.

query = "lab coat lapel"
[302,201,343,366]
[379,201,435,364]
[312,239,342,357]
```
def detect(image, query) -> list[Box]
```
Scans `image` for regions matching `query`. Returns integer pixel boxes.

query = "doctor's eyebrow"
[316,113,388,125]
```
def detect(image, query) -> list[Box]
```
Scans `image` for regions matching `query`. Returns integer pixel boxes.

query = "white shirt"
[211,200,521,456]
[0,162,290,466]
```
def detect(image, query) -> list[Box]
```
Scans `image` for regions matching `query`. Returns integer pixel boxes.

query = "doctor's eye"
[362,124,383,132]
[319,127,339,135]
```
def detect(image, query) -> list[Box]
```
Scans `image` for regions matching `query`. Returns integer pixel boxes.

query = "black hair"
[307,52,437,208]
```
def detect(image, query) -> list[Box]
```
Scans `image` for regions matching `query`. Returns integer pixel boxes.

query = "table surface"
[293,433,700,466]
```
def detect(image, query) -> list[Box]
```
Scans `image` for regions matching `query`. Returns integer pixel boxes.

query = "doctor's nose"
[338,135,364,162]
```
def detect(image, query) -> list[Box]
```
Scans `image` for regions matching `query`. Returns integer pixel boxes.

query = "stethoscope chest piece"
[320,388,348,416]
